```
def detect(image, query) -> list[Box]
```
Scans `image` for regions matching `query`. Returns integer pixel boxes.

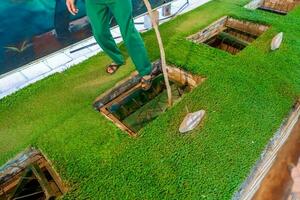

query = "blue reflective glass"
[0,0,172,75]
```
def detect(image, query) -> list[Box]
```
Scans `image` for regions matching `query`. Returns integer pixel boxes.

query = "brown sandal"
[141,75,152,91]
[106,63,121,74]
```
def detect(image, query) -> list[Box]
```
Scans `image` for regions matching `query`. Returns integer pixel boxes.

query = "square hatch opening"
[93,61,205,136]
[0,148,67,200]
[187,16,269,55]
[258,0,300,15]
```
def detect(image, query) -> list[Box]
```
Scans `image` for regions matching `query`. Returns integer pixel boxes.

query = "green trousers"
[85,0,152,76]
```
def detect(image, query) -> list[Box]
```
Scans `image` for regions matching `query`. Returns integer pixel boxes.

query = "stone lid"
[179,110,205,133]
[271,32,283,51]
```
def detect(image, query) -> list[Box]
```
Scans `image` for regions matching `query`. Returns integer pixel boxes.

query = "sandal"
[141,75,152,91]
[106,63,122,74]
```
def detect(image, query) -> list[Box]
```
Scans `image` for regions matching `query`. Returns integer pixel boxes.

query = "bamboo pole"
[142,0,173,106]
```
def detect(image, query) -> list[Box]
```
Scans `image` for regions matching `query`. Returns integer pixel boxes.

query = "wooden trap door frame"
[97,66,205,136]
[261,0,300,14]
[99,83,142,136]
[188,16,269,55]
[0,153,67,200]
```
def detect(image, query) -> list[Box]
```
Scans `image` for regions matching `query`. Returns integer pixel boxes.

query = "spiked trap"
[187,16,269,55]
[93,61,205,136]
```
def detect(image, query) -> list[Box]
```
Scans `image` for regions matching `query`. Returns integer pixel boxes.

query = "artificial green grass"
[1,0,300,199]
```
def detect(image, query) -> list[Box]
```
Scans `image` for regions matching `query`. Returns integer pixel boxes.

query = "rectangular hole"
[187,16,269,55]
[94,61,205,135]
[0,148,67,200]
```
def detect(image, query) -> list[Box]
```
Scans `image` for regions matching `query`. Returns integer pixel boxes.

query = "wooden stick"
[142,0,173,106]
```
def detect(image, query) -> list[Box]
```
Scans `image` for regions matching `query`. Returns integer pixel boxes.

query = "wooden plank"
[166,66,204,89]
[0,154,43,195]
[218,31,250,46]
[93,73,140,109]
[103,84,141,109]
[259,5,288,14]
[233,101,300,200]
[9,168,33,199]
[100,108,137,136]
[187,16,228,42]
[0,150,66,199]
[94,60,162,109]
[226,18,269,36]
[43,161,67,194]
[30,164,56,200]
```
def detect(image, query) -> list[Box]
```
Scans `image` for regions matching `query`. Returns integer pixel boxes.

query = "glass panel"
[0,0,173,75]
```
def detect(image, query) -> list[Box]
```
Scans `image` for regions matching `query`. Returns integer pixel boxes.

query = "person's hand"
[66,0,79,15]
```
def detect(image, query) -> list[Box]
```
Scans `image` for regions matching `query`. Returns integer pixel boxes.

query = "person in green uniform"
[66,0,152,89]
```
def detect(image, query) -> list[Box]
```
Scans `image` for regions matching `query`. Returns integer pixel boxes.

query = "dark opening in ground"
[187,16,269,55]
[0,148,66,200]
[258,0,300,15]
[94,61,205,135]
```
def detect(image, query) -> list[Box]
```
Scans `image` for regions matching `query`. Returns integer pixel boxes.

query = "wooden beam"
[218,31,250,47]
[259,6,288,15]
[30,164,55,200]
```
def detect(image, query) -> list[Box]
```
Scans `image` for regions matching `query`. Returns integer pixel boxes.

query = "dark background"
[0,0,172,75]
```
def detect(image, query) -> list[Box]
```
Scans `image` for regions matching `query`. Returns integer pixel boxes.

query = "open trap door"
[258,0,300,15]
[93,61,205,136]
[187,16,269,55]
[0,148,66,200]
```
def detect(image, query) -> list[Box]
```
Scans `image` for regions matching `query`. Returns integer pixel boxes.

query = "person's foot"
[141,75,152,90]
[106,63,122,74]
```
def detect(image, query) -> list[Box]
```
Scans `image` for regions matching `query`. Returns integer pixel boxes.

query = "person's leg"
[85,0,124,65]
[108,0,152,76]
[54,0,71,40]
